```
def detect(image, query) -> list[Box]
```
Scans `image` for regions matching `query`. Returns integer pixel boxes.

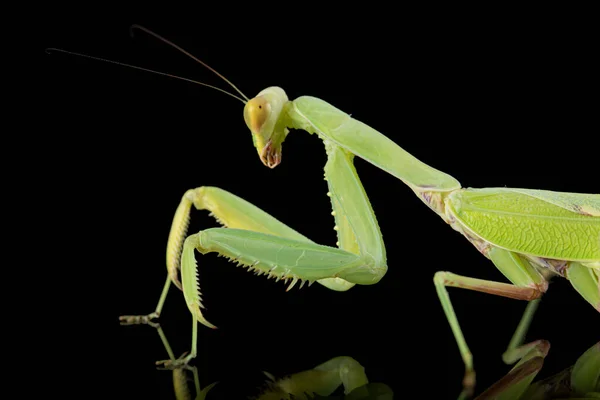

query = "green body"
[101,27,598,399]
[120,87,599,396]
[157,92,598,394]
[446,188,600,262]
[173,92,598,321]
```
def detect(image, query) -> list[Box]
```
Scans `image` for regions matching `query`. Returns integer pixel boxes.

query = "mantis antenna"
[129,24,250,102]
[46,25,250,104]
[45,48,246,104]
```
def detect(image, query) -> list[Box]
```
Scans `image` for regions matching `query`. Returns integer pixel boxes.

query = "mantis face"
[243,86,289,168]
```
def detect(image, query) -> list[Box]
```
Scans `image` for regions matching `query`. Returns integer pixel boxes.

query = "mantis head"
[244,87,290,168]
[47,27,292,169]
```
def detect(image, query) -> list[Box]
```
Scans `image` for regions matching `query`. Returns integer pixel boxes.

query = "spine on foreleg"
[181,234,217,329]
[166,190,195,290]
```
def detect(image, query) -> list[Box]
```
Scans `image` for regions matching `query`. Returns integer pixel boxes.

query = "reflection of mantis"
[475,340,599,399]
[144,324,600,400]
[150,324,392,400]
[254,366,392,400]
[48,25,599,398]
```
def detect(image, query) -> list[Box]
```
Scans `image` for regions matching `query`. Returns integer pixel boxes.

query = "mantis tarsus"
[48,25,599,399]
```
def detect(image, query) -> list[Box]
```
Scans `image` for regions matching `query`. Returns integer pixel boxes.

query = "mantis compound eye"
[244,95,271,133]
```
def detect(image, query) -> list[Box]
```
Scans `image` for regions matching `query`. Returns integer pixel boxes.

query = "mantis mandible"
[48,25,599,399]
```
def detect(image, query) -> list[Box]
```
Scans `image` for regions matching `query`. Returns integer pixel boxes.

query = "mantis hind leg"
[433,247,547,400]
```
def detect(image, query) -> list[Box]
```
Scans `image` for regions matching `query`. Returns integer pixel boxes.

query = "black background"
[40,6,598,399]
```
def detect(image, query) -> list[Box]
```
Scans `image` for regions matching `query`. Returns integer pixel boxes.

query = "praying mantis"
[47,24,599,400]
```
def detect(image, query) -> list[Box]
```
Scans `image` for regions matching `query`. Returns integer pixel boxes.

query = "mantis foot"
[119,312,160,327]
[156,351,195,370]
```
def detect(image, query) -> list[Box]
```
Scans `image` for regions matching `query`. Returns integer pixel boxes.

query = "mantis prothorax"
[48,25,599,399]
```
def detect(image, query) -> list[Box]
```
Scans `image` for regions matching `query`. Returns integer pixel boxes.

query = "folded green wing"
[448,188,600,262]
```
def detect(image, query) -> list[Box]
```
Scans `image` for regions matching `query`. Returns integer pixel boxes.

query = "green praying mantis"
[48,24,599,400]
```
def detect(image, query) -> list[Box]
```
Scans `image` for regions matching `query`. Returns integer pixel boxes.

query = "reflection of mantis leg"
[152,324,218,400]
[475,339,549,399]
[569,341,600,396]
[476,340,600,399]
[155,319,198,368]
[154,324,176,361]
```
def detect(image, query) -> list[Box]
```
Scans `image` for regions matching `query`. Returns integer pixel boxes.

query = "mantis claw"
[168,268,183,291]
